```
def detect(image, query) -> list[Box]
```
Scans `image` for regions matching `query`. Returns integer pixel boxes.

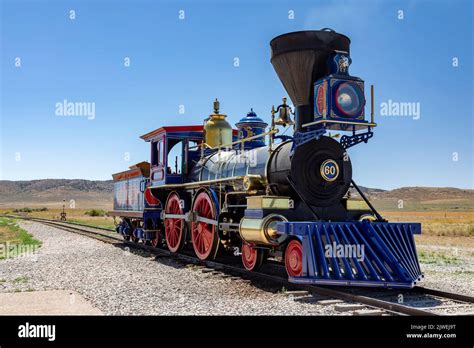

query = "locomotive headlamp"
[334,82,364,117]
[312,77,366,129]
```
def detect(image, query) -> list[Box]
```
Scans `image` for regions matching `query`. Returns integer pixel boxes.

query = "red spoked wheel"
[130,233,140,243]
[191,191,219,260]
[285,240,303,277]
[241,242,264,271]
[164,193,185,253]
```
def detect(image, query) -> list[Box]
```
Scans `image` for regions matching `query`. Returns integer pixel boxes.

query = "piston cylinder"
[239,214,287,246]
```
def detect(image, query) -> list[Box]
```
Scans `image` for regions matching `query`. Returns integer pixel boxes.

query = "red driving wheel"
[285,240,303,277]
[241,242,264,271]
[164,193,185,253]
[191,191,219,260]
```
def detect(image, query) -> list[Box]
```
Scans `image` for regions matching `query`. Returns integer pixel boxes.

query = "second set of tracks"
[6,214,474,316]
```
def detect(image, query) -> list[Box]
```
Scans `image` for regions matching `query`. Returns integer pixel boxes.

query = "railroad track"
[4,214,474,316]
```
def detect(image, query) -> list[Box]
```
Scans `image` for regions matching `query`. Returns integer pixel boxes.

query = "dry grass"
[382,211,474,267]
[415,234,474,248]
[0,225,20,244]
[382,211,474,237]
[0,208,115,230]
[0,199,112,210]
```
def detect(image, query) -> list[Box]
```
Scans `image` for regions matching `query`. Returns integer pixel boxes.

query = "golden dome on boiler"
[203,98,233,148]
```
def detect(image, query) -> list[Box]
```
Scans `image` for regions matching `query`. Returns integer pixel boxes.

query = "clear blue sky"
[1,0,472,190]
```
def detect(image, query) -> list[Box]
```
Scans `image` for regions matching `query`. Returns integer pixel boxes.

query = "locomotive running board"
[277,220,423,288]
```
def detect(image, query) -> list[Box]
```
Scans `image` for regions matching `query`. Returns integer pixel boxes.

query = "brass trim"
[243,175,264,191]
[371,84,375,124]
[359,214,376,222]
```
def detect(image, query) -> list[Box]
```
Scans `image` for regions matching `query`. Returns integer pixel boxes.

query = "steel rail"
[413,286,474,304]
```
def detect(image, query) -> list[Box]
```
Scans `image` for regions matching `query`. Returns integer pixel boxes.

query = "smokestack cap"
[270,29,351,107]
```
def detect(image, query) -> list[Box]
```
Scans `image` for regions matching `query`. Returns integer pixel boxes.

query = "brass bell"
[275,97,294,126]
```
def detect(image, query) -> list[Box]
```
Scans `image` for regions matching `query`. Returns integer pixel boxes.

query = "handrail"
[149,175,262,190]
[191,128,280,152]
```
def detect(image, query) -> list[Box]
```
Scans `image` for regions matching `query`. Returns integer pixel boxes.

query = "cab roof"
[140,125,204,142]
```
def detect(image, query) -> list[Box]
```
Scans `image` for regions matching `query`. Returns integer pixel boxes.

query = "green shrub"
[13,207,32,213]
[12,207,47,213]
[85,209,106,217]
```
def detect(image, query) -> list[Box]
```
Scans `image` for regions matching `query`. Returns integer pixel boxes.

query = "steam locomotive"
[110,30,423,288]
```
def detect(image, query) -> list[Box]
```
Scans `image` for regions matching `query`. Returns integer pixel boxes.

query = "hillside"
[372,187,472,201]
[0,179,114,209]
[0,180,472,211]
[351,186,473,211]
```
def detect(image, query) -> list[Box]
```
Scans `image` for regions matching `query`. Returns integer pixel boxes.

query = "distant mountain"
[0,179,113,195]
[0,179,114,209]
[349,186,387,197]
[350,186,473,210]
[374,186,472,201]
[350,186,472,200]
[0,179,472,211]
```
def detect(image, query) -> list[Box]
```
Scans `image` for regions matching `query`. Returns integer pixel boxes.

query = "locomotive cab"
[140,125,206,186]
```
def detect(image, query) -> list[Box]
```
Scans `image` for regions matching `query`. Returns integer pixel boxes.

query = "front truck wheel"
[285,239,303,277]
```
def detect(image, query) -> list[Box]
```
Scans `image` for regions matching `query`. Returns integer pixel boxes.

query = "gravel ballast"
[0,222,341,315]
